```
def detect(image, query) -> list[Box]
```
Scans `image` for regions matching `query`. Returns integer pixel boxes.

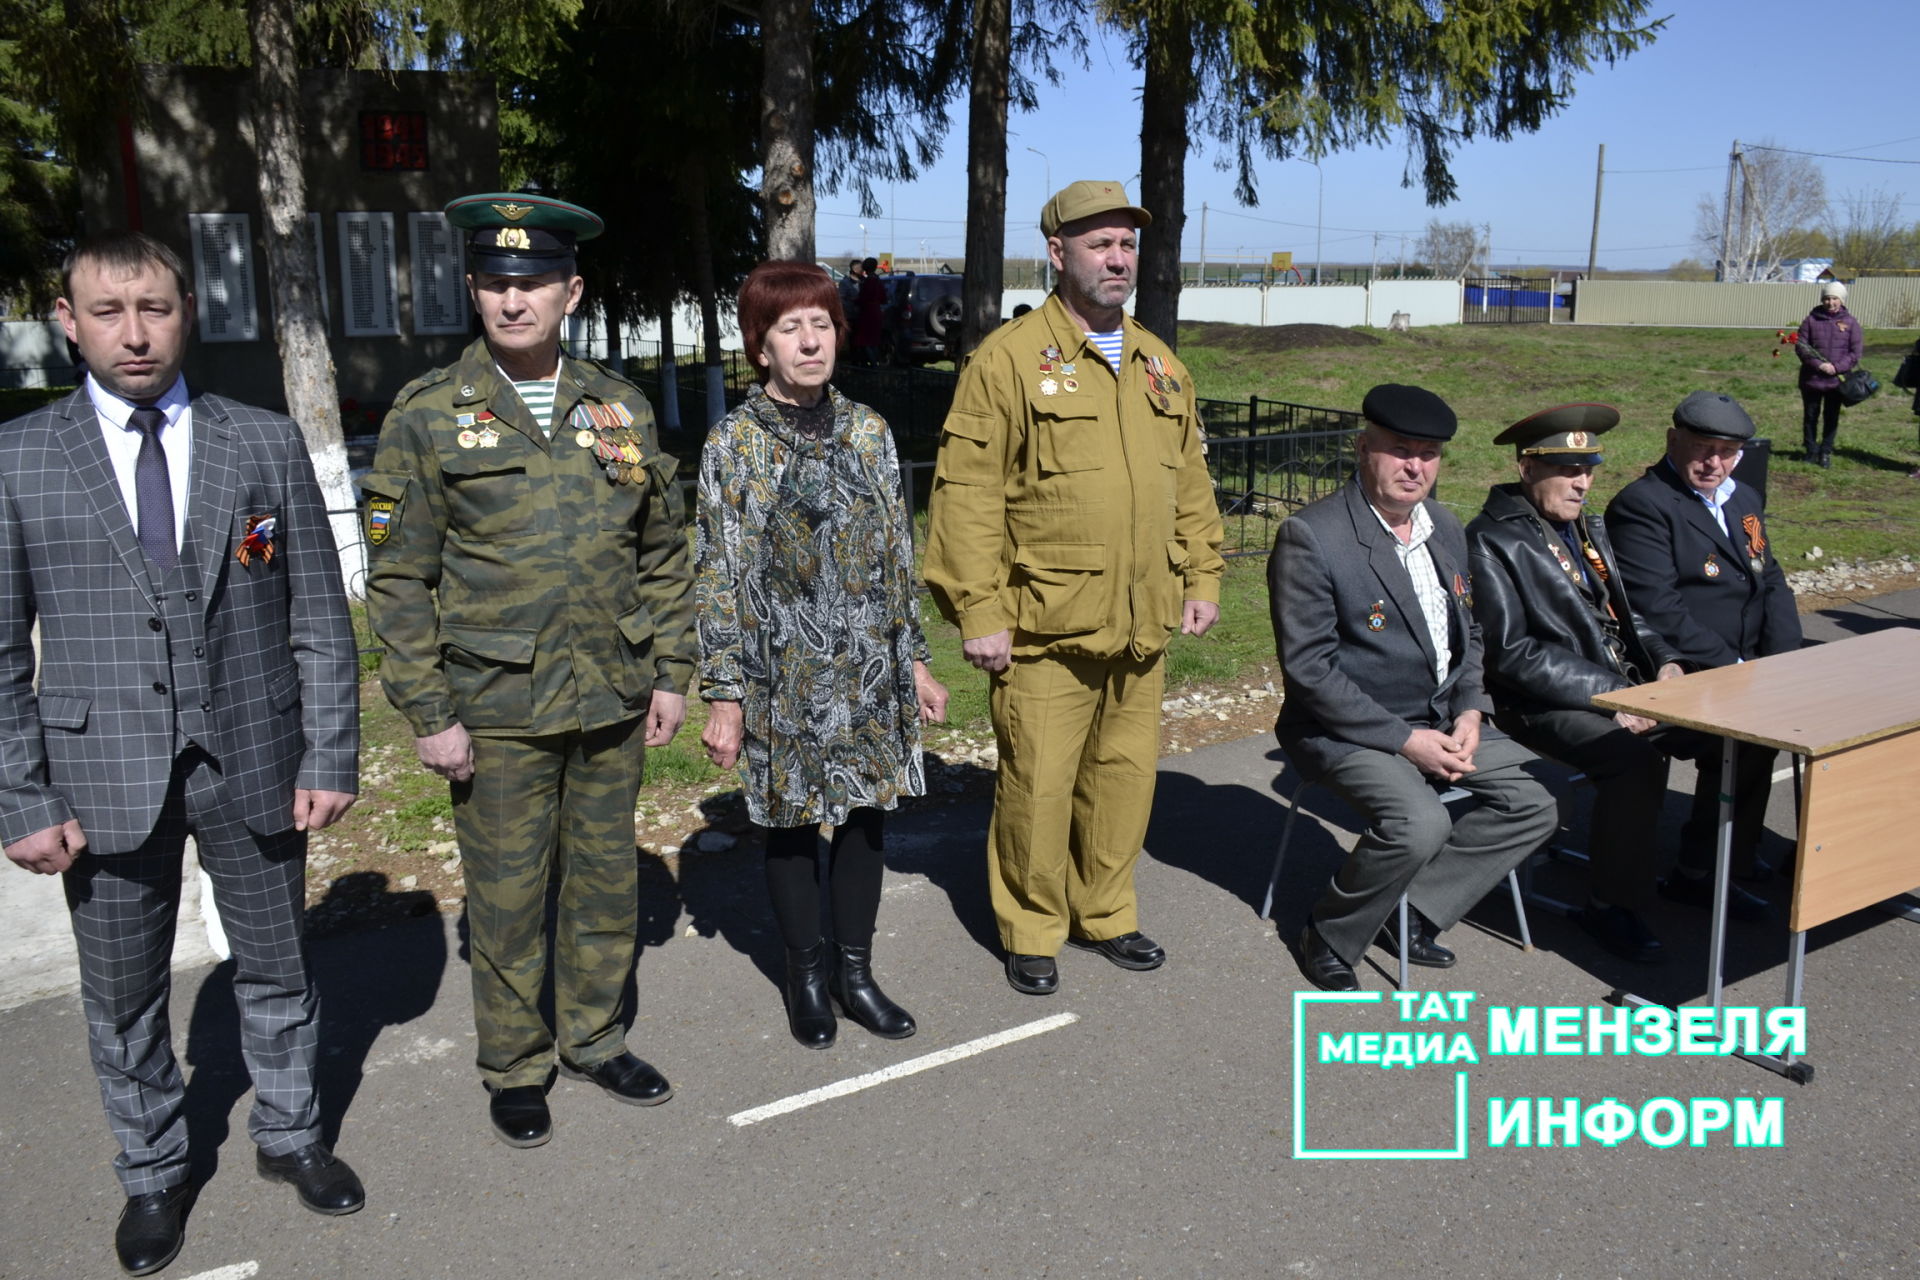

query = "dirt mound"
[1181,322,1383,353]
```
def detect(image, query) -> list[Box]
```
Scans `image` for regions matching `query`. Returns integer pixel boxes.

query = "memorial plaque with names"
[408,212,468,335]
[338,211,399,336]
[187,213,259,343]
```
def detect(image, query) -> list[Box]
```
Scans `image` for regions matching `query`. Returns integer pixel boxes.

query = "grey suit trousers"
[1310,732,1558,965]
[62,749,319,1195]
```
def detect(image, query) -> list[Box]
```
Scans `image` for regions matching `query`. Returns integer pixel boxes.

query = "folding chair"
[1260,775,1531,989]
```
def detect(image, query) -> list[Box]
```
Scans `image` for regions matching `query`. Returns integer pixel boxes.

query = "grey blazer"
[1268,480,1492,779]
[0,388,358,853]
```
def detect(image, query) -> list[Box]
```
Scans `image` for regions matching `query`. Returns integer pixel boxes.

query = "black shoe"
[560,1051,673,1105]
[1299,924,1358,992]
[115,1185,187,1276]
[255,1144,365,1216]
[1066,931,1166,971]
[1004,952,1058,995]
[784,941,837,1048]
[830,944,917,1039]
[1576,903,1665,964]
[1375,909,1456,969]
[1659,873,1769,922]
[486,1084,552,1148]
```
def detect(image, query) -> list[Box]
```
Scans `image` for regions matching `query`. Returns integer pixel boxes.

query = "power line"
[1746,143,1920,166]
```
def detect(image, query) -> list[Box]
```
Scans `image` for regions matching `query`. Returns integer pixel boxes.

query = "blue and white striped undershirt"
[1085,328,1124,371]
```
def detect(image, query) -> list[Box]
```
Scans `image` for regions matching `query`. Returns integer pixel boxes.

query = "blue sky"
[816,0,1919,273]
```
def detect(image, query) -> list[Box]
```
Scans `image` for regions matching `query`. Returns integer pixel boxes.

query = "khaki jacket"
[363,338,694,738]
[924,294,1224,661]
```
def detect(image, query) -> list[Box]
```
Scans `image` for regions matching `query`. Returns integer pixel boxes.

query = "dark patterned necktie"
[129,406,178,571]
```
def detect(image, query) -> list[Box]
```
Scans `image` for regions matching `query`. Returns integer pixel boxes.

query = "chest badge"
[476,426,500,448]
[1039,377,1059,396]
[456,429,478,449]
[1366,600,1387,632]
[1704,555,1721,578]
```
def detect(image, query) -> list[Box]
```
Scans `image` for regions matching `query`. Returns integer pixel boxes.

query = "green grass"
[1181,322,1920,564]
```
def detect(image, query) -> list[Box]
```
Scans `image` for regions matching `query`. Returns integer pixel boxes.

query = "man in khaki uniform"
[364,194,694,1148]
[925,180,1224,995]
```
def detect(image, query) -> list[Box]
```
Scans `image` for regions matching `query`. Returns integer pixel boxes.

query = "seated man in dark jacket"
[1605,391,1800,920]
[1466,405,1687,963]
[1271,385,1558,991]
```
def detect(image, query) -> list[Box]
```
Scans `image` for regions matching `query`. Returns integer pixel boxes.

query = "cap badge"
[1567,431,1589,448]
[495,228,532,249]
[492,201,533,221]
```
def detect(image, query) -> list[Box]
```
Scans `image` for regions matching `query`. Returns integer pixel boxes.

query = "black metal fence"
[1205,426,1358,558]
[1461,277,1561,324]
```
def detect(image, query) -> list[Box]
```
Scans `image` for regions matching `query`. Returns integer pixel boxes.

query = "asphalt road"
[3,600,1916,1280]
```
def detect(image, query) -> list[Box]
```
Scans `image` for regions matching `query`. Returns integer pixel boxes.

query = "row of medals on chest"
[455,404,647,484]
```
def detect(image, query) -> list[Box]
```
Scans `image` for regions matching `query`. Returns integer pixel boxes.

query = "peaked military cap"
[1671,390,1756,441]
[1493,403,1619,465]
[1041,180,1152,238]
[1360,383,1457,441]
[447,192,603,276]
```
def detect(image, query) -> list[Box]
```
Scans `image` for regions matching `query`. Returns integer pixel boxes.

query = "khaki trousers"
[987,651,1163,954]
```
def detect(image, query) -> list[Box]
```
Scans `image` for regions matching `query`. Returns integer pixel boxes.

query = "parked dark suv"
[880,272,964,365]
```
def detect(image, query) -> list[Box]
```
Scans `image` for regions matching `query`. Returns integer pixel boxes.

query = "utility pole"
[1198,202,1208,286]
[1586,143,1605,278]
[1719,139,1740,281]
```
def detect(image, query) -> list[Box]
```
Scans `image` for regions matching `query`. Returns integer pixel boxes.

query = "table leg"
[1707,737,1735,1020]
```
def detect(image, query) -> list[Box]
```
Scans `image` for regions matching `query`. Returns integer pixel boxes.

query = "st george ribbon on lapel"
[129,405,178,571]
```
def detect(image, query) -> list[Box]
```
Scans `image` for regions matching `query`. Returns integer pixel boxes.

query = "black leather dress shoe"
[1658,873,1769,922]
[1299,925,1359,992]
[1576,903,1665,964]
[487,1084,552,1148]
[560,1051,674,1105]
[1005,953,1058,995]
[255,1144,365,1216]
[116,1184,187,1276]
[1066,931,1166,971]
[1375,910,1457,969]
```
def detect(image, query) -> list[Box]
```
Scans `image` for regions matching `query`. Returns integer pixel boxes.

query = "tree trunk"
[679,157,726,429]
[246,0,362,597]
[959,0,1010,359]
[760,0,815,261]
[656,284,680,434]
[1133,7,1192,351]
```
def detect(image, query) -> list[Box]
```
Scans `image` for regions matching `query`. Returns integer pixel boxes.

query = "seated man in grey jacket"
[1465,404,1687,964]
[1269,384,1558,991]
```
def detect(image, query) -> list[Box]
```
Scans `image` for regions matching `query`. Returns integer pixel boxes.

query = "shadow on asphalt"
[182,872,444,1186]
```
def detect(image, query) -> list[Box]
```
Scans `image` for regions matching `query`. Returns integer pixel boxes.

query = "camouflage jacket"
[363,338,694,738]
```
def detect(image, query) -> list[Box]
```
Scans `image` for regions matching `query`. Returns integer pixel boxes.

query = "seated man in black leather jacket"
[1465,404,1692,963]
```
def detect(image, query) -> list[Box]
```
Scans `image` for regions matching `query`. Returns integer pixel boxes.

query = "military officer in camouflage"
[363,193,695,1149]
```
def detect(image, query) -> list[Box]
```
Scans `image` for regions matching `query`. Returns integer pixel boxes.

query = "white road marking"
[727,1012,1080,1127]
[179,1263,260,1280]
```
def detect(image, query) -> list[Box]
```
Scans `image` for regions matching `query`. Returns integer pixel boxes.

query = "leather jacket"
[1465,483,1679,717]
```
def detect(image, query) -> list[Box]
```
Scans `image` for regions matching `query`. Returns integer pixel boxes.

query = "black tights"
[763,807,886,951]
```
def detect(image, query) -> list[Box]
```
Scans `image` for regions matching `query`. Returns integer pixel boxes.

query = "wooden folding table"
[1592,627,1920,1083]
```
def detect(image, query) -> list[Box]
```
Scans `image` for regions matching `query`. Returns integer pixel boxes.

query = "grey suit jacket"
[0,388,358,853]
[1268,479,1492,779]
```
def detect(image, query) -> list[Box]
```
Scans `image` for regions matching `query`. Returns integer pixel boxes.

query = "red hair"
[737,260,850,382]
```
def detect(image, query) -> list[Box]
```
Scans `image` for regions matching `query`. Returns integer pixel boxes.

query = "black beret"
[1493,402,1619,465]
[1361,384,1457,442]
[1672,391,1756,441]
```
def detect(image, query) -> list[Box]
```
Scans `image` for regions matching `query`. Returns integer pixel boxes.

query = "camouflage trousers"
[456,718,645,1089]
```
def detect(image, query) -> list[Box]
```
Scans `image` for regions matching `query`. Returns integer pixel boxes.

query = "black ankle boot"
[783,941,836,1049]
[830,944,917,1040]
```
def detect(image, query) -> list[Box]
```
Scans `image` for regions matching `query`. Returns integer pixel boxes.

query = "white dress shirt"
[87,374,192,557]
[1369,499,1452,684]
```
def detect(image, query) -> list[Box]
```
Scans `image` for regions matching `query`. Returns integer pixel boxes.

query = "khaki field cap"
[1041,180,1152,238]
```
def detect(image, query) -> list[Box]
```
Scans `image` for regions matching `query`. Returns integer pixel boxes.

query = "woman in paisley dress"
[696,260,948,1049]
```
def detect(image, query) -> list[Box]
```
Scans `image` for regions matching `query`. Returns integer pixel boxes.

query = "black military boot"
[783,941,836,1049]
[830,944,917,1040]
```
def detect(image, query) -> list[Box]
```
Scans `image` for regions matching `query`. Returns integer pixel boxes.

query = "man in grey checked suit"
[1268,384,1557,991]
[0,231,364,1275]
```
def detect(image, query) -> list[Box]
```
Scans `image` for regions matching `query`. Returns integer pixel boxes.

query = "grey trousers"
[1311,731,1558,965]
[62,749,319,1195]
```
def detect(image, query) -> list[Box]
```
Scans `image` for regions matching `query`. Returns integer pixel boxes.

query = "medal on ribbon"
[1366,600,1387,632]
